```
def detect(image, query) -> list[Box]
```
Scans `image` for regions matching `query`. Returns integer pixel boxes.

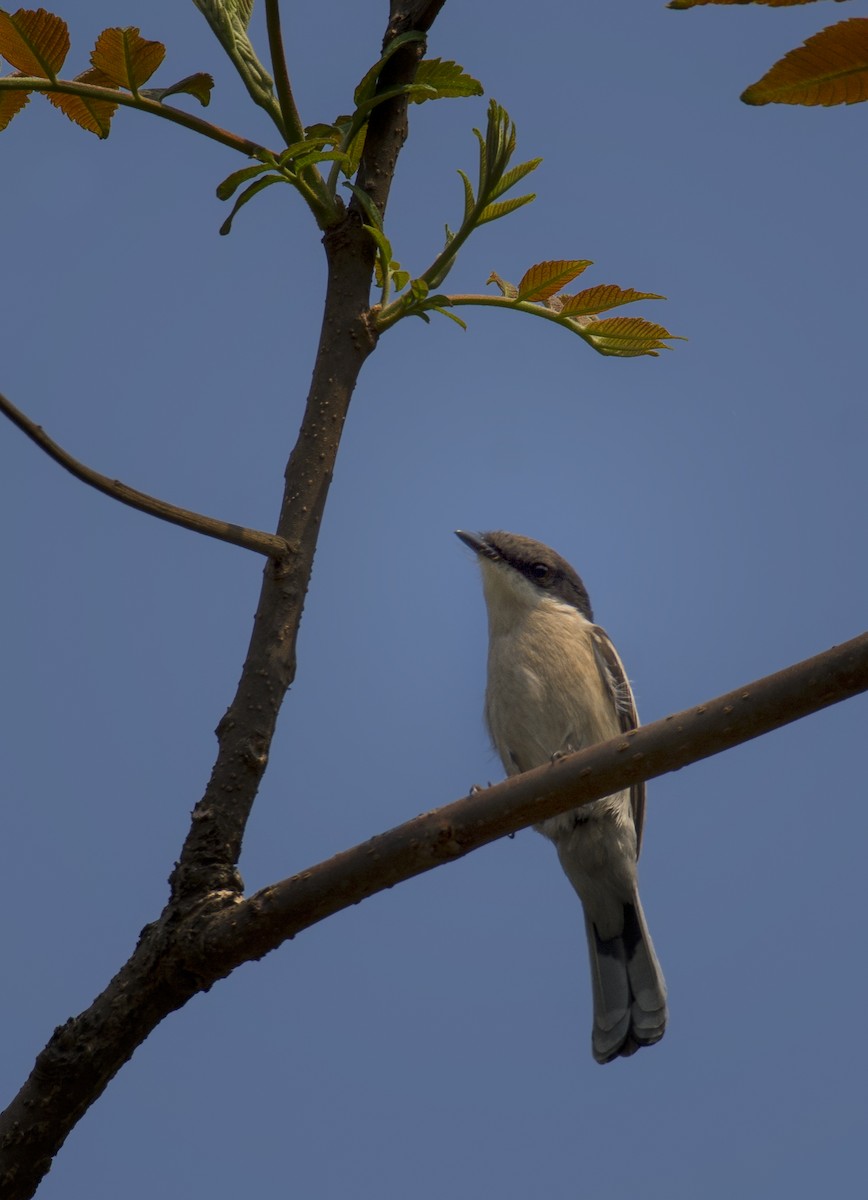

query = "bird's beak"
[455,529,489,556]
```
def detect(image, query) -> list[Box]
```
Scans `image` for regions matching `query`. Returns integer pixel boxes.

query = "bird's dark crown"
[463,530,594,621]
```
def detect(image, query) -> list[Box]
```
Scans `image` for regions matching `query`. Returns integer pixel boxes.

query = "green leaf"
[353,29,425,106]
[488,156,542,201]
[482,100,516,191]
[278,136,336,160]
[362,222,394,269]
[0,84,29,131]
[353,81,435,119]
[304,121,342,142]
[90,26,165,92]
[140,71,214,106]
[227,0,254,28]
[310,113,367,177]
[431,306,467,330]
[472,126,488,193]
[46,66,118,137]
[342,121,366,177]
[410,58,483,102]
[392,269,410,292]
[216,161,270,201]
[558,284,665,316]
[307,115,363,172]
[517,260,592,302]
[477,193,535,224]
[219,174,286,236]
[0,7,68,79]
[277,141,353,175]
[343,180,383,229]
[293,148,350,171]
[457,168,475,220]
[466,102,540,219]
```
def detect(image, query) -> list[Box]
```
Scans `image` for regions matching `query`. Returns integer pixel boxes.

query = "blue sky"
[2,2,867,1197]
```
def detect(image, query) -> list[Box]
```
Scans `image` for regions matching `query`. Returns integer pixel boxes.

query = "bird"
[455,529,667,1063]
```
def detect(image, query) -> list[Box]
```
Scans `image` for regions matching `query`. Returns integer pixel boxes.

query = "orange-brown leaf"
[558,285,664,317]
[0,83,29,129]
[580,317,681,358]
[742,18,868,106]
[516,259,591,301]
[669,1,837,9]
[91,26,165,91]
[46,66,118,137]
[0,7,69,78]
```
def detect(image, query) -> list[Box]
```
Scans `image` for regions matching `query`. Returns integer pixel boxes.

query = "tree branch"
[3,633,866,1200]
[0,76,268,157]
[1,7,861,1200]
[0,7,452,1192]
[0,391,289,558]
[206,630,868,960]
[351,0,448,221]
[167,5,443,901]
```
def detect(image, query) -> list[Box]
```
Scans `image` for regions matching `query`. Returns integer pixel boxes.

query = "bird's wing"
[590,624,645,855]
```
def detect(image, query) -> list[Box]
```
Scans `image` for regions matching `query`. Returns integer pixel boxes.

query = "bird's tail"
[584,895,667,1065]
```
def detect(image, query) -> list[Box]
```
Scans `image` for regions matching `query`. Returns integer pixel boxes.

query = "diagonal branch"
[206,630,868,960]
[0,75,268,156]
[0,390,289,557]
[2,632,866,1200]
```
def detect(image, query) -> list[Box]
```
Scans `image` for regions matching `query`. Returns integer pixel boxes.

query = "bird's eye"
[530,562,553,583]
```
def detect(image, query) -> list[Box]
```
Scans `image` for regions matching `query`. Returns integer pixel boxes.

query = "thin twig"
[0,76,268,158]
[262,0,335,223]
[264,0,305,144]
[378,291,567,330]
[0,391,289,558]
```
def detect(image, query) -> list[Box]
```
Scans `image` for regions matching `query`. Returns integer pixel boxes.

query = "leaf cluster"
[216,30,483,233]
[0,8,212,137]
[0,7,682,372]
[368,104,682,358]
[370,99,540,325]
[486,262,681,358]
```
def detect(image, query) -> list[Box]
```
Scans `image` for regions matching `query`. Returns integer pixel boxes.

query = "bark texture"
[0,4,445,1196]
